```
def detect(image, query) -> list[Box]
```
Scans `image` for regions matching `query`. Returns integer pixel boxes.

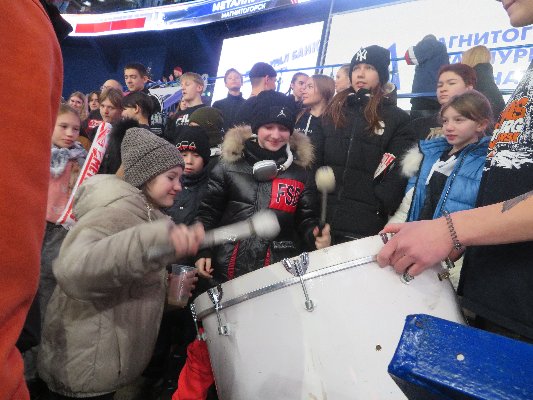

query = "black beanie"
[175,126,211,167]
[250,90,296,134]
[350,45,391,85]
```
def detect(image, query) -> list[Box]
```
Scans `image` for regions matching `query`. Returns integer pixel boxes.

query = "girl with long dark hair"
[322,45,416,243]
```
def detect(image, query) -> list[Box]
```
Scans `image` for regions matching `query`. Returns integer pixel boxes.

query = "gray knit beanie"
[121,127,185,188]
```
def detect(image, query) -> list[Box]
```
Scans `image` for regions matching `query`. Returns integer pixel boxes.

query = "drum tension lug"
[207,285,230,336]
[190,303,207,341]
[438,257,456,281]
[282,253,314,312]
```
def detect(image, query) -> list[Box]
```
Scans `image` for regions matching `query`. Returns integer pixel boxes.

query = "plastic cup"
[168,265,197,308]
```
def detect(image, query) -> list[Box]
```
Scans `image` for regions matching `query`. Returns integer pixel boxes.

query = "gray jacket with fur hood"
[38,175,176,397]
[197,125,319,282]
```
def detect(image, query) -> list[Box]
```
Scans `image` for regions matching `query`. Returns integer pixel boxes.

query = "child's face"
[442,106,486,152]
[124,68,148,92]
[437,72,472,105]
[351,64,380,92]
[88,94,100,111]
[181,79,203,102]
[146,166,183,208]
[100,98,122,124]
[291,75,308,100]
[182,151,205,175]
[257,123,290,152]
[225,71,242,91]
[52,112,80,148]
[302,78,322,107]
[335,69,350,93]
[68,96,83,112]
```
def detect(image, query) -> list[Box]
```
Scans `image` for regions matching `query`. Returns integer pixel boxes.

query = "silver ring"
[400,271,415,284]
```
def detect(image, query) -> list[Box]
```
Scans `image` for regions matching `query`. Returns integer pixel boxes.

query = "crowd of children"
[11,1,533,399]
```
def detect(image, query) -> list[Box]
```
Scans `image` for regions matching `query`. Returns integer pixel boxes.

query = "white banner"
[325,0,532,108]
[212,21,324,101]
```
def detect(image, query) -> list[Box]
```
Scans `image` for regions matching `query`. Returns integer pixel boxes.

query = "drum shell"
[195,235,465,400]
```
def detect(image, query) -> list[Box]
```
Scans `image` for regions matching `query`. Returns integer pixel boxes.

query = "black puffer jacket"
[165,170,209,226]
[197,126,319,282]
[473,63,505,119]
[322,86,416,242]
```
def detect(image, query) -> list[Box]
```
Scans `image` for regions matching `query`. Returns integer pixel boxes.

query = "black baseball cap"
[249,62,277,79]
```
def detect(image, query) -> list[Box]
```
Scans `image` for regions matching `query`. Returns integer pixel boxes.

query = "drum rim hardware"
[207,285,230,336]
[380,232,453,285]
[196,253,376,320]
[282,253,314,312]
[381,232,415,285]
[190,302,207,341]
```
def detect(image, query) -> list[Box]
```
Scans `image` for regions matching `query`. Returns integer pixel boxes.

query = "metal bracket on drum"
[438,258,456,281]
[190,303,206,341]
[381,232,455,284]
[207,285,230,336]
[380,233,413,284]
[282,253,314,312]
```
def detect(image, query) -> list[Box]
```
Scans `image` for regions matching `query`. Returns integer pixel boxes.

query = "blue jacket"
[408,35,449,95]
[406,35,449,111]
[406,136,489,221]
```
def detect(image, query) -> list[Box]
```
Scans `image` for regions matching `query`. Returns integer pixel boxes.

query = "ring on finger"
[400,266,415,285]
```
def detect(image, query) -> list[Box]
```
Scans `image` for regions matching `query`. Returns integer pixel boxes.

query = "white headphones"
[252,145,294,182]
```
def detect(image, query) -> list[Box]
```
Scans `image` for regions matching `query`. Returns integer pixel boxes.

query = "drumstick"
[315,166,335,232]
[147,210,281,261]
[201,209,280,248]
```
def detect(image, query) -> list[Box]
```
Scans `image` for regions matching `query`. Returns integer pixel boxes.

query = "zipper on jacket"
[436,149,468,218]
[336,114,360,202]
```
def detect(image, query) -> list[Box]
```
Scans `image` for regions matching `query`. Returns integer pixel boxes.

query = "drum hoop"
[196,254,376,320]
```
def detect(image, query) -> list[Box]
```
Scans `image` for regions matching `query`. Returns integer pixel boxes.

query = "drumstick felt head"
[315,166,336,193]
[251,210,281,239]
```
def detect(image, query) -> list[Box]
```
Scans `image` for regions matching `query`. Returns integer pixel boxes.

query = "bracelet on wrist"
[442,210,464,251]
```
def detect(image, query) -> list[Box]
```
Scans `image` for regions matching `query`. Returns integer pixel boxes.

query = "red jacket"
[0,1,63,398]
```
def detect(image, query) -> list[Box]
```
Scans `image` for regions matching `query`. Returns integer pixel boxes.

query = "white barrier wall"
[212,21,324,101]
[325,0,532,108]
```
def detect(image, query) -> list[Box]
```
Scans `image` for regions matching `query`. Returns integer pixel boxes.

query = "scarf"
[244,139,288,164]
[50,142,87,178]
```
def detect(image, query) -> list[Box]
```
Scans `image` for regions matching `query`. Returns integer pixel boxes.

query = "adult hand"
[195,257,213,279]
[377,218,454,276]
[169,223,205,258]
[313,224,332,249]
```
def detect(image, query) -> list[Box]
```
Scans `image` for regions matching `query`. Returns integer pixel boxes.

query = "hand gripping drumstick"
[315,166,335,233]
[147,210,281,261]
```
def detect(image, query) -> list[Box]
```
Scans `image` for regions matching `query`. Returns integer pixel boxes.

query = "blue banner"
[65,0,321,36]
[162,0,320,28]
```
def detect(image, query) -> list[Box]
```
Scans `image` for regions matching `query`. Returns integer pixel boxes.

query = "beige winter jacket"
[38,175,177,397]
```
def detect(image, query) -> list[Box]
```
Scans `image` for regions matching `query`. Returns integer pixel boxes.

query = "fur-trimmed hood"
[400,145,424,178]
[221,125,315,168]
